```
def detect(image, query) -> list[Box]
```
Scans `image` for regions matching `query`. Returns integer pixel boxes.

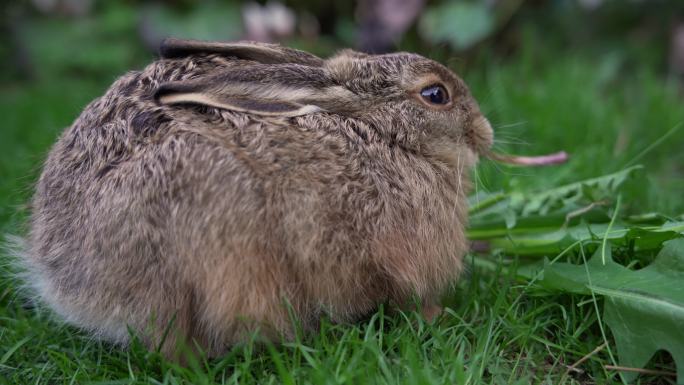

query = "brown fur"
[23,39,494,358]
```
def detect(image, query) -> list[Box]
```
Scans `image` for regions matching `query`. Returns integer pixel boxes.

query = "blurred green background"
[1,0,684,233]
[1,2,684,383]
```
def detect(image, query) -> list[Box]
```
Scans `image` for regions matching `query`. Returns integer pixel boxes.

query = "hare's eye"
[420,85,449,105]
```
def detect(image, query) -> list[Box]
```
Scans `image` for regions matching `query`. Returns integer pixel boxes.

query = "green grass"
[0,261,624,384]
[2,23,683,385]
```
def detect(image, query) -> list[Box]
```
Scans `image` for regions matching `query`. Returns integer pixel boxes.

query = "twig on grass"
[559,343,607,383]
[564,200,609,225]
[604,365,677,378]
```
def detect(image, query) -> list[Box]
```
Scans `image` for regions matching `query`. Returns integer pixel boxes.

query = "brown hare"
[24,38,500,359]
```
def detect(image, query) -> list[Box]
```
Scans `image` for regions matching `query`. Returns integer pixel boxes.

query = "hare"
[23,38,495,358]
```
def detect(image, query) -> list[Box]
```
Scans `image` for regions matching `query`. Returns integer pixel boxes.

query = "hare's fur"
[24,40,493,357]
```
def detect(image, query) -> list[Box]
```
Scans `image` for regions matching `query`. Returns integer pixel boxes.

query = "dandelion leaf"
[537,239,684,383]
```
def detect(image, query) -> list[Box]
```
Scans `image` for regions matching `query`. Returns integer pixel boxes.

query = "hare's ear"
[153,65,353,117]
[155,85,322,117]
[159,38,324,66]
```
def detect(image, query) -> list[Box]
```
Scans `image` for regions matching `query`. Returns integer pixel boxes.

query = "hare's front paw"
[421,304,442,323]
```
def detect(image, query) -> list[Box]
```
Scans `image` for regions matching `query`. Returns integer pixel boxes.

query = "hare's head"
[156,39,493,162]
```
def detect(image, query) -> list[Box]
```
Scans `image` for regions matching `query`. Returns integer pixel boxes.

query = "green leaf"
[419,2,495,50]
[479,220,684,256]
[466,166,657,256]
[532,240,684,382]
[469,166,642,231]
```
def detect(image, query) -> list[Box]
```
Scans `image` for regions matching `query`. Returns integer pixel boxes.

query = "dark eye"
[420,85,449,105]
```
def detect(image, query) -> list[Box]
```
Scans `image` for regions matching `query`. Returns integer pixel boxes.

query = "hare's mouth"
[470,116,568,166]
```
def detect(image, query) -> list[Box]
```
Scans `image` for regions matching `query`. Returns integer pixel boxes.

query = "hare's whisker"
[488,159,536,177]
[493,121,527,130]
[493,139,531,146]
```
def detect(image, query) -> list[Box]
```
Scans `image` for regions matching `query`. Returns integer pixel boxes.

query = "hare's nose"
[469,115,494,152]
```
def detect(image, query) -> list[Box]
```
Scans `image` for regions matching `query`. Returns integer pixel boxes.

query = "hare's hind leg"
[196,250,305,350]
[142,286,208,362]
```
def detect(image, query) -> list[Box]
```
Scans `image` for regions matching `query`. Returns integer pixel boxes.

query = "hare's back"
[25,58,275,329]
